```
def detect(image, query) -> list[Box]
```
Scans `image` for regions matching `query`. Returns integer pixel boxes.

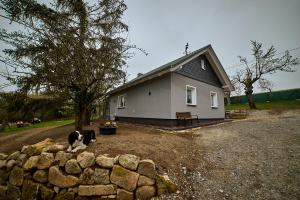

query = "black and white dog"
[67,130,96,152]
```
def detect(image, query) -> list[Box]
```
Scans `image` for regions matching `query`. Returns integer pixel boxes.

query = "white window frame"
[117,94,126,109]
[201,59,206,70]
[210,91,218,108]
[186,85,197,106]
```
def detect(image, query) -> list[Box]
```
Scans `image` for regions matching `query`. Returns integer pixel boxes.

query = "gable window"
[186,85,197,105]
[117,95,126,108]
[210,92,218,108]
[201,59,206,70]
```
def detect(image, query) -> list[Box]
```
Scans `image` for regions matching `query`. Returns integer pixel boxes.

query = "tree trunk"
[75,105,87,131]
[245,85,256,109]
[83,108,91,125]
[224,91,231,106]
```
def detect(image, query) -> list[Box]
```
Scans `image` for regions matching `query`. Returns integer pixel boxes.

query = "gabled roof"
[109,44,234,95]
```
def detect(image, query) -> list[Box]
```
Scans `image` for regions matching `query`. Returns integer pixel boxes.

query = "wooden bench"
[176,112,199,126]
[225,109,247,119]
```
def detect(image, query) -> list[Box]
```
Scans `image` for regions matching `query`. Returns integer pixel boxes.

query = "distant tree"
[258,78,274,93]
[0,92,69,125]
[232,41,298,109]
[0,0,145,130]
[224,91,231,106]
[0,92,27,122]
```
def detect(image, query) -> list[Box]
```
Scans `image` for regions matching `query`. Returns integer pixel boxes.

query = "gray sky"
[1,0,300,93]
[123,0,300,93]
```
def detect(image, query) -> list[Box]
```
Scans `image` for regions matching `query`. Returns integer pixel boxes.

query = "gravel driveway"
[158,109,300,200]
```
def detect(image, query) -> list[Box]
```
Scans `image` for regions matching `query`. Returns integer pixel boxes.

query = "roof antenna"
[184,43,189,55]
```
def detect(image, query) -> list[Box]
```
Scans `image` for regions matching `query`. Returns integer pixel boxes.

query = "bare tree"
[232,41,298,109]
[258,78,274,93]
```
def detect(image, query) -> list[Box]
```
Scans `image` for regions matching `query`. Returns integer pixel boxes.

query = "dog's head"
[75,130,83,141]
[68,130,83,145]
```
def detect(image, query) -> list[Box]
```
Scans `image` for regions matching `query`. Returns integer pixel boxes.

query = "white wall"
[109,74,172,119]
[171,73,225,119]
[109,72,225,120]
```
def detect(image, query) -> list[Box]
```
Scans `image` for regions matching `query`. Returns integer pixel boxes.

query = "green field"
[2,119,74,133]
[226,99,300,110]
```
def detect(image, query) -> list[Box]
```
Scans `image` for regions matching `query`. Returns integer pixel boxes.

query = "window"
[210,92,218,108]
[186,85,197,105]
[117,95,126,108]
[201,59,206,70]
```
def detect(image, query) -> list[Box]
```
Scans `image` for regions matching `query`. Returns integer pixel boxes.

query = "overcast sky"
[1,0,300,93]
[123,0,300,93]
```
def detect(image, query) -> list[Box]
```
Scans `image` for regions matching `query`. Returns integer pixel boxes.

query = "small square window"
[186,85,197,105]
[210,92,218,108]
[117,95,126,108]
[201,59,206,70]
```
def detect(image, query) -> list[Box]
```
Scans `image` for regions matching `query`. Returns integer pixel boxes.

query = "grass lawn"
[3,119,74,134]
[226,99,300,110]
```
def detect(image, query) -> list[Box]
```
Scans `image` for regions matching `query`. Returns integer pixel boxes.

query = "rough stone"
[7,151,20,160]
[23,155,39,170]
[7,183,21,200]
[42,144,65,153]
[114,155,120,164]
[79,168,94,185]
[137,159,156,178]
[138,175,155,186]
[78,185,116,196]
[77,151,95,169]
[55,151,72,167]
[68,187,78,194]
[110,165,139,191]
[96,155,114,168]
[0,153,8,160]
[135,186,156,200]
[60,188,67,194]
[9,166,24,186]
[54,186,60,193]
[22,138,55,156]
[0,160,6,168]
[156,174,178,195]
[118,154,140,171]
[21,180,40,200]
[65,159,82,174]
[33,170,48,183]
[48,166,79,188]
[54,191,75,200]
[37,152,54,169]
[116,189,134,200]
[74,197,89,200]
[16,153,28,166]
[6,159,16,169]
[94,168,110,184]
[0,169,9,185]
[0,185,7,198]
[24,172,32,180]
[38,185,54,200]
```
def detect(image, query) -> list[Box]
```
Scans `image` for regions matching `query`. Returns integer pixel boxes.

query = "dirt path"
[0,125,74,153]
[0,110,299,199]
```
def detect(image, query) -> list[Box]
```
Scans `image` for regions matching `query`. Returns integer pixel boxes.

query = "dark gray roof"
[109,44,212,94]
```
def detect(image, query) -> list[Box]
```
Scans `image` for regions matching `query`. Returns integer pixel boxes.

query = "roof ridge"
[163,44,212,68]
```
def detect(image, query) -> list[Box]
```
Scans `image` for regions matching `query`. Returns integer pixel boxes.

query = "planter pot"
[99,127,117,135]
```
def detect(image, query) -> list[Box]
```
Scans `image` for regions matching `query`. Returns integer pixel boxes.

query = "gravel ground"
[157,109,300,200]
[0,109,299,200]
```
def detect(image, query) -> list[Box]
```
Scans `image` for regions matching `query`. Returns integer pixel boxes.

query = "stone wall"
[0,138,177,200]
